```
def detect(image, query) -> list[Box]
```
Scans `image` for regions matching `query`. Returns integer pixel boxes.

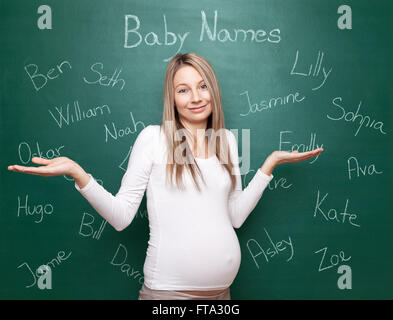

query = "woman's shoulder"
[132,125,161,151]
[137,124,161,138]
[137,124,166,151]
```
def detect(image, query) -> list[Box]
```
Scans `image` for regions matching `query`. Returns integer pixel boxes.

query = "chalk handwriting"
[267,176,293,191]
[83,62,125,91]
[200,10,280,44]
[347,156,383,180]
[135,208,148,219]
[239,90,305,117]
[17,250,72,288]
[327,97,387,136]
[79,212,107,240]
[104,111,145,142]
[110,243,144,284]
[124,10,281,62]
[315,246,351,272]
[247,228,294,269]
[17,195,53,223]
[48,100,111,128]
[24,60,72,91]
[119,145,132,172]
[313,190,360,228]
[290,50,332,91]
[245,170,293,191]
[124,14,189,61]
[18,141,65,164]
[279,131,323,164]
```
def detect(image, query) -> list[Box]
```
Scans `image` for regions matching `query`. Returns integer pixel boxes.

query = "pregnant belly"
[160,225,241,289]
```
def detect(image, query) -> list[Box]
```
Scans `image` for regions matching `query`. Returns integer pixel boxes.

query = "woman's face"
[173,66,212,129]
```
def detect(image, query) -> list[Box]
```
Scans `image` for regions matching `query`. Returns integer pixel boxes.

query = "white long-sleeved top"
[75,124,273,290]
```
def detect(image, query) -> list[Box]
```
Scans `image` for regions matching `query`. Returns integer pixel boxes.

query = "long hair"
[161,52,237,192]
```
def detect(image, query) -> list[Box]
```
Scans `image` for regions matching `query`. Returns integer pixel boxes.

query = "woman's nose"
[191,88,201,102]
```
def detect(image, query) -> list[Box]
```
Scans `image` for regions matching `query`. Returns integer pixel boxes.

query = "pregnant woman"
[8,52,323,300]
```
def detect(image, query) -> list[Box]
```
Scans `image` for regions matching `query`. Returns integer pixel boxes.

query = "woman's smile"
[188,104,207,112]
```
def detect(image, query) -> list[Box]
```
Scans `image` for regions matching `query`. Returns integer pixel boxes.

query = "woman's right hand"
[8,156,79,177]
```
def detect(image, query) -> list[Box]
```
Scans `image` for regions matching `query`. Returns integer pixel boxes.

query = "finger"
[289,150,316,158]
[287,152,321,163]
[8,164,25,171]
[31,157,52,165]
[298,149,322,157]
[8,165,50,176]
[303,151,321,158]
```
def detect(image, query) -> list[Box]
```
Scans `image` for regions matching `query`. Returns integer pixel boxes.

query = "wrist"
[71,163,91,190]
[260,155,277,176]
[70,162,84,179]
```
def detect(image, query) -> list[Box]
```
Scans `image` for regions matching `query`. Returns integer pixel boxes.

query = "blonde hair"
[161,52,237,192]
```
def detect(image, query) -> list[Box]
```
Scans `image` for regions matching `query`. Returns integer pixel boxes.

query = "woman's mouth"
[189,104,206,112]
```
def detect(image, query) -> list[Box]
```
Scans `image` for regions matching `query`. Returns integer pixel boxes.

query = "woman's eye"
[177,84,207,93]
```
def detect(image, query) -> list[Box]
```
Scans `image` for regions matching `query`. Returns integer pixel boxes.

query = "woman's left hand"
[260,148,324,176]
[271,148,324,165]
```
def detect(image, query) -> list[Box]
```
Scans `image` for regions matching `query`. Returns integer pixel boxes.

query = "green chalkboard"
[1,0,392,299]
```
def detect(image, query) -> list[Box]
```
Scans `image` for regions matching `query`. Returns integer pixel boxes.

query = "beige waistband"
[138,284,231,300]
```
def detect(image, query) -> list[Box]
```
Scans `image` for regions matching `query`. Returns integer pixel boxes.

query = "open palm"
[272,148,324,165]
[8,157,76,177]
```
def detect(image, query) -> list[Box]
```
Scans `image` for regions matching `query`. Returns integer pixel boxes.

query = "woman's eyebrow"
[175,79,204,88]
